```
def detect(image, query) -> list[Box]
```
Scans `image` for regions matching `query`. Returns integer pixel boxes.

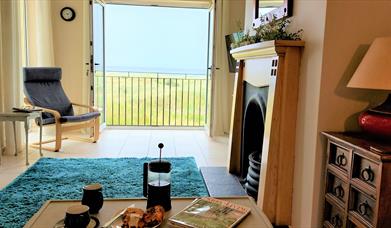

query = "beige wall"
[0,1,4,150]
[290,0,326,227]
[51,0,90,105]
[244,0,391,227]
[314,0,391,226]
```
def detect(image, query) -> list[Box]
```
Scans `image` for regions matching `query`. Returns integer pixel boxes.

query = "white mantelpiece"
[228,40,304,226]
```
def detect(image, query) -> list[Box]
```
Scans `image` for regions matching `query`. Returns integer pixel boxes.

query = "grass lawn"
[94,72,209,127]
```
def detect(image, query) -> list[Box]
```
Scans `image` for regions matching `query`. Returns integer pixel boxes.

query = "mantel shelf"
[230,40,305,60]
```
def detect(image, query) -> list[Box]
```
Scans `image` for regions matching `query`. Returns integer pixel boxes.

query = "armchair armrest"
[24,97,61,119]
[37,107,61,119]
[71,102,99,112]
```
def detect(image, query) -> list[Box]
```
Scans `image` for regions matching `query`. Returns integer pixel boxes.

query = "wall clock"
[60,7,76,22]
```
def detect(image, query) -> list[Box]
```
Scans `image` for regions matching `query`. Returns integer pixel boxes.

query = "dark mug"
[82,183,104,214]
[64,205,90,228]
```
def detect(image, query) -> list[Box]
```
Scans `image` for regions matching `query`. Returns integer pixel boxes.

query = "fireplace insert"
[241,82,268,199]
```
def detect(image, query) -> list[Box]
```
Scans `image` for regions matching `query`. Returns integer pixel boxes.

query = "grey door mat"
[200,167,247,197]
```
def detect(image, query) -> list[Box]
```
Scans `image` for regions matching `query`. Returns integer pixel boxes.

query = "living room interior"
[1,0,391,227]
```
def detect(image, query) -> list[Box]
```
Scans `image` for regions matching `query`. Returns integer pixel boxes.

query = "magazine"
[168,197,251,228]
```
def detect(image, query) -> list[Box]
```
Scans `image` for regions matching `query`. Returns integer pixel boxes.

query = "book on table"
[168,197,251,228]
[12,107,42,113]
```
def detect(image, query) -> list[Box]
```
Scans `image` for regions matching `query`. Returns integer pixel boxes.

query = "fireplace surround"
[228,40,304,226]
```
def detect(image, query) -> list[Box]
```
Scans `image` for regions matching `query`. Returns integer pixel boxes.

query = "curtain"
[26,0,54,66]
[210,0,244,136]
[0,0,27,155]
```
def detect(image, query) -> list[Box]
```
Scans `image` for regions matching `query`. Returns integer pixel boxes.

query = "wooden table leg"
[12,121,17,156]
[25,120,29,165]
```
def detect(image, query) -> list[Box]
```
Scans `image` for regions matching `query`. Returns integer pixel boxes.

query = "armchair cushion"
[60,112,101,123]
[36,112,101,125]
[23,67,74,120]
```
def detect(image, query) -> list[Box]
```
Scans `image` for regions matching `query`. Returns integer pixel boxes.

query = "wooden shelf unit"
[322,132,391,228]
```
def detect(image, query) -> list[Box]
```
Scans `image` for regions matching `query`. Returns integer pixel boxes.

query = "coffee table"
[25,196,272,228]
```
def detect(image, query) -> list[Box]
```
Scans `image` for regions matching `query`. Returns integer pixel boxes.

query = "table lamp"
[347,37,391,138]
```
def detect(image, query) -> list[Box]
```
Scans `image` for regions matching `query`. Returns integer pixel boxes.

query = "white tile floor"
[0,128,229,189]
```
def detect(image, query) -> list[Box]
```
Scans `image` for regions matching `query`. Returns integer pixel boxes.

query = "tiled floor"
[0,128,229,189]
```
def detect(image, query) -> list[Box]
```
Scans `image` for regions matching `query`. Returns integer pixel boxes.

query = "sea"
[105,66,207,76]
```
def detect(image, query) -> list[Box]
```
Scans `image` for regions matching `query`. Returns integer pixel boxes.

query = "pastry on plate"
[121,205,164,228]
[121,208,144,228]
[140,205,165,228]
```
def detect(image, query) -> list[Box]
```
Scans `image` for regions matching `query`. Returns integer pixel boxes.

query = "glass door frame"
[90,0,106,127]
[206,0,217,136]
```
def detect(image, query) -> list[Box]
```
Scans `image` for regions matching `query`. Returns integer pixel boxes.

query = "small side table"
[0,111,43,165]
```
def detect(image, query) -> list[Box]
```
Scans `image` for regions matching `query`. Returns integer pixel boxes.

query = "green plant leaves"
[232,16,303,49]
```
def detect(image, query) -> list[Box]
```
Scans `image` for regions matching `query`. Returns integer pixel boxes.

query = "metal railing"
[95,72,208,127]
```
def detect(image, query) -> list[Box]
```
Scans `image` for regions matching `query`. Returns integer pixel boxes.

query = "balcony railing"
[94,72,208,127]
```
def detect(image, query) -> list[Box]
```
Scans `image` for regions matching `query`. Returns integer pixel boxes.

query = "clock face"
[61,7,76,21]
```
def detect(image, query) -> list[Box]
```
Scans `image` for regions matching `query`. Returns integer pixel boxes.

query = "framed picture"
[225,32,243,73]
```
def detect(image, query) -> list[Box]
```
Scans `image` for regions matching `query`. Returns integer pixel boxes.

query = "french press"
[143,143,172,211]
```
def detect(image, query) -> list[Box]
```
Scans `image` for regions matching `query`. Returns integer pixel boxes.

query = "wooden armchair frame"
[24,98,100,152]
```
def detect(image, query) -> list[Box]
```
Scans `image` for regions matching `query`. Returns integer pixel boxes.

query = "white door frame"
[90,0,106,130]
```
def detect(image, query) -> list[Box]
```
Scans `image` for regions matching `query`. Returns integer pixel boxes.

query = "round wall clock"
[60,7,76,22]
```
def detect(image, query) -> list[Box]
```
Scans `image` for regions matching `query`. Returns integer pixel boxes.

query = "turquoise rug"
[0,157,208,227]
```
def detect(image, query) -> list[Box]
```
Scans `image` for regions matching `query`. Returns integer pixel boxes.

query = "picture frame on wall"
[225,32,243,73]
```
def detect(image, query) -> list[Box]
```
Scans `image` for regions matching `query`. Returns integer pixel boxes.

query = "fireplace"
[240,82,268,199]
[228,40,304,225]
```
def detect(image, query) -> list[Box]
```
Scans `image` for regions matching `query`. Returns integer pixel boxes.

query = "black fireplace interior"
[240,82,268,200]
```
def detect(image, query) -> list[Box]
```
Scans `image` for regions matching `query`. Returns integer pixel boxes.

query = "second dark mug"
[81,183,104,214]
[64,205,90,228]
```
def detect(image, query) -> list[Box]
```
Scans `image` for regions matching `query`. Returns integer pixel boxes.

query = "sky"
[103,5,209,75]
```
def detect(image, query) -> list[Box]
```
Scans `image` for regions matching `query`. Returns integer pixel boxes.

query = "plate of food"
[103,205,165,228]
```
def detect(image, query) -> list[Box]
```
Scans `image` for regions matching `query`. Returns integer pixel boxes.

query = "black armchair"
[23,67,100,152]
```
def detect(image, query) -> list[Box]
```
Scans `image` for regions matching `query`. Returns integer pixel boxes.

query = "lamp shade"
[347,37,391,91]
